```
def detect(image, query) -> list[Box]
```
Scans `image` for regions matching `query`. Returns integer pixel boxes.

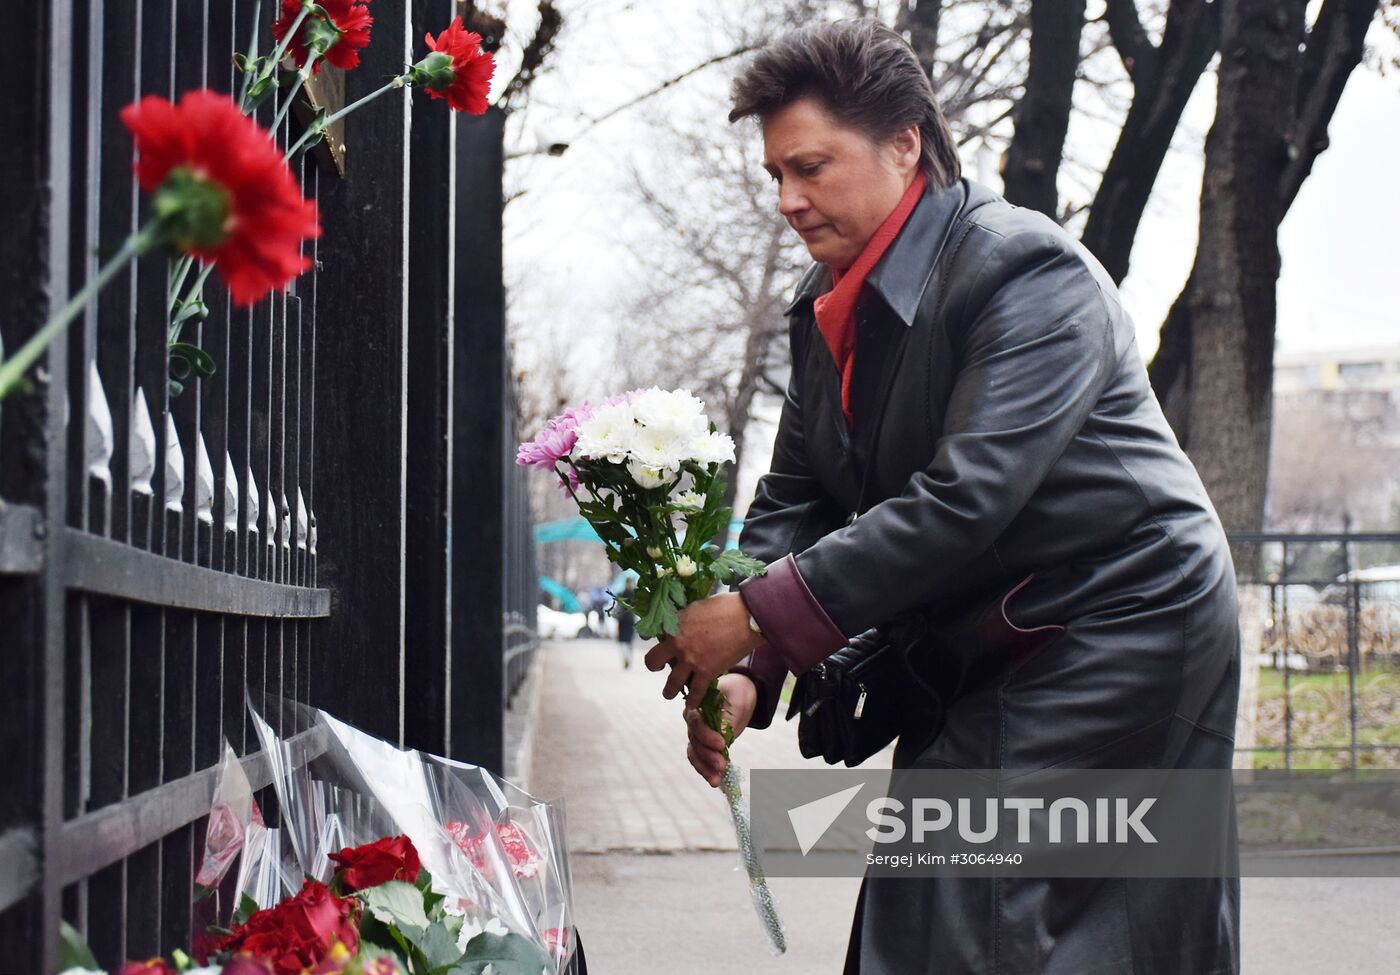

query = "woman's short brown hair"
[729,19,961,188]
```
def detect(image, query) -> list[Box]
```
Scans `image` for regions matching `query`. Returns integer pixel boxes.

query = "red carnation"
[416,17,495,115]
[201,879,358,975]
[328,834,422,892]
[273,0,373,74]
[120,90,321,307]
[445,820,543,879]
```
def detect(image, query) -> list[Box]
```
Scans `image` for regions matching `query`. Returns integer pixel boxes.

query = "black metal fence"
[0,1,537,971]
[1230,531,1400,771]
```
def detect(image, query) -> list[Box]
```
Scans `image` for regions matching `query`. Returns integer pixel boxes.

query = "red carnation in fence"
[273,0,374,74]
[120,90,321,307]
[416,16,495,115]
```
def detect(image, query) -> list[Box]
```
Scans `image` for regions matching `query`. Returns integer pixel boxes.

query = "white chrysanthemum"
[630,421,691,471]
[676,555,697,577]
[574,400,635,463]
[632,386,710,440]
[627,458,675,490]
[689,430,736,465]
[674,490,705,509]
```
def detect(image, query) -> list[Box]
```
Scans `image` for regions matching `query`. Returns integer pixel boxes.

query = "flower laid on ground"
[517,387,784,953]
[329,835,422,892]
[273,0,374,74]
[445,820,544,880]
[199,879,359,975]
[121,90,320,306]
[411,16,495,115]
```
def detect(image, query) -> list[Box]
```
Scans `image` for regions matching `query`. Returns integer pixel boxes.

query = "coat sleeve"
[728,316,846,729]
[750,230,1120,665]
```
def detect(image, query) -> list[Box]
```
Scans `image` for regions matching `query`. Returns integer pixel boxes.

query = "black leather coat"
[736,177,1242,974]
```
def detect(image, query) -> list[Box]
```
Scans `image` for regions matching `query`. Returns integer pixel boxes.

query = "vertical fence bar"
[309,0,413,742]
[449,107,507,768]
[1341,520,1360,771]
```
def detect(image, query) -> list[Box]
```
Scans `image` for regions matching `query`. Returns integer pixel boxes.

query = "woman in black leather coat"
[645,19,1241,975]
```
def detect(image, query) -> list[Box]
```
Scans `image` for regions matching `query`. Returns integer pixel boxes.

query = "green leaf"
[233,891,261,925]
[711,548,766,584]
[246,75,275,108]
[170,341,217,379]
[447,931,554,975]
[403,920,464,971]
[362,879,431,935]
[58,920,99,971]
[637,575,685,639]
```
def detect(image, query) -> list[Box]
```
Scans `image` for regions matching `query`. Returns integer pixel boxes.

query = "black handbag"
[785,622,941,767]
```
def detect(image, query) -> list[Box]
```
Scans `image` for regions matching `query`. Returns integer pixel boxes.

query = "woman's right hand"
[685,672,757,787]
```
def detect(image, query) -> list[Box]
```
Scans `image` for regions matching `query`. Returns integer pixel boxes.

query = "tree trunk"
[896,0,944,81]
[1148,0,1307,534]
[1002,0,1087,218]
[1081,0,1220,283]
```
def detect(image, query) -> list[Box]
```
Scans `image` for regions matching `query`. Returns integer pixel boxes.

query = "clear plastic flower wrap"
[193,695,580,974]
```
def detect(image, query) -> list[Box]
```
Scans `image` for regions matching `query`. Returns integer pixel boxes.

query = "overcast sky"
[495,1,1400,398]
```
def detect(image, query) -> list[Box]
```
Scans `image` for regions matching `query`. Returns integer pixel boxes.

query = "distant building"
[1268,344,1400,531]
[1274,345,1400,396]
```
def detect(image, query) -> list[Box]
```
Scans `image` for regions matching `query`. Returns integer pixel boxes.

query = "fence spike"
[164,414,184,513]
[86,360,113,489]
[195,433,214,525]
[224,452,240,533]
[129,388,156,496]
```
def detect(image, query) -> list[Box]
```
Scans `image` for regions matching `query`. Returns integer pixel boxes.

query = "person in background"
[615,579,637,668]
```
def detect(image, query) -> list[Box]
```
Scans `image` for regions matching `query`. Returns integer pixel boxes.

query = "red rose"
[204,880,359,975]
[119,90,321,307]
[417,17,495,115]
[328,834,422,892]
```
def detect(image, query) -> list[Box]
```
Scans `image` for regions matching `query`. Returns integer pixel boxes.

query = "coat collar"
[783,177,971,326]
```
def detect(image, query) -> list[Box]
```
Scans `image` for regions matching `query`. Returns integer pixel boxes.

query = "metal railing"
[0,2,537,971]
[1230,530,1400,771]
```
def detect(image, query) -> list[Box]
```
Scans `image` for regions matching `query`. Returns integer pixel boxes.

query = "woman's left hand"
[644,592,765,708]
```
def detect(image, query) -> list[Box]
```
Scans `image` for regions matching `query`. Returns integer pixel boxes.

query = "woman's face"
[761,97,921,270]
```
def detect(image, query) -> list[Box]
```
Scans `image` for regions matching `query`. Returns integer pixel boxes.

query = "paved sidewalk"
[528,639,1400,974]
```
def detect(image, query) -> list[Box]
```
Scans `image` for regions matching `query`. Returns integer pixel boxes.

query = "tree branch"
[497,2,564,111]
[1279,0,1379,213]
[1003,0,1088,217]
[896,0,944,81]
[1102,0,1156,86]
[574,45,757,137]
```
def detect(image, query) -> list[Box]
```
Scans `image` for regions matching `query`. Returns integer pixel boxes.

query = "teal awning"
[538,576,582,612]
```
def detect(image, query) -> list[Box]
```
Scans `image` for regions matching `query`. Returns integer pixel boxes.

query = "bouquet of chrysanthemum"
[517,386,765,638]
[517,386,785,953]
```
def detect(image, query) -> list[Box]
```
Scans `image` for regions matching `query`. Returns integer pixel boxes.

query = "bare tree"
[618,106,808,514]
[1149,0,1381,535]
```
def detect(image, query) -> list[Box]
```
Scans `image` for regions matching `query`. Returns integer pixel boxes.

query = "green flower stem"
[170,263,216,345]
[168,253,194,311]
[250,4,312,107]
[0,224,157,399]
[284,74,407,159]
[270,57,319,132]
[237,1,264,109]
